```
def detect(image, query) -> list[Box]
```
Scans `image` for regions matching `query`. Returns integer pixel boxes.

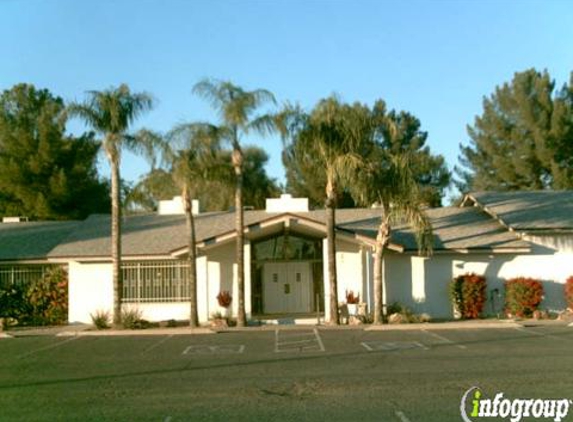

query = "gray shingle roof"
[0,221,79,261]
[45,206,528,259]
[465,191,573,231]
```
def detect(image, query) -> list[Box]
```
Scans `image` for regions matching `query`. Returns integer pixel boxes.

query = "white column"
[196,256,209,323]
[322,238,331,322]
[244,240,252,319]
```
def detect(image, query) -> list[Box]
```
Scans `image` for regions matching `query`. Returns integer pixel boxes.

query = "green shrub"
[90,310,111,330]
[449,273,487,319]
[505,277,544,318]
[0,282,30,322]
[25,267,68,326]
[121,308,151,329]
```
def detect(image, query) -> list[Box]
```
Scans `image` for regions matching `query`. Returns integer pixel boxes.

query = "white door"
[263,262,312,314]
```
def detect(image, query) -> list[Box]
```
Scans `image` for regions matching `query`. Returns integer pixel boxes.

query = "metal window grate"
[121,261,190,303]
[0,265,55,288]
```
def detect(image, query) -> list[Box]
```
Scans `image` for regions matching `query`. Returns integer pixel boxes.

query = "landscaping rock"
[388,313,405,324]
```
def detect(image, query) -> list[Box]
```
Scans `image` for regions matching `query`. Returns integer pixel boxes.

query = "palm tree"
[277,97,370,325]
[192,79,276,327]
[167,124,223,328]
[68,84,154,324]
[352,119,433,325]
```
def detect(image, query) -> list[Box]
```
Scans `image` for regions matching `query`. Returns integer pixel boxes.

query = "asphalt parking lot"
[1,325,573,421]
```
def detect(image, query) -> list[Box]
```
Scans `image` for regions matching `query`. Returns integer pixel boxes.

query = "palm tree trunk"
[110,157,123,325]
[373,216,390,325]
[232,147,246,327]
[184,188,199,328]
[325,177,339,325]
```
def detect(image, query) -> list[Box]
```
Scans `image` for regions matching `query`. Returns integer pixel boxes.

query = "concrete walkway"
[56,327,215,337]
[365,319,523,331]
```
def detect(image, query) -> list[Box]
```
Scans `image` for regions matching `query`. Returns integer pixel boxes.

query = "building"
[1,192,572,324]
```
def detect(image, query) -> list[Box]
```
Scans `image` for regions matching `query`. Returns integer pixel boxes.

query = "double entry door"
[263,262,312,314]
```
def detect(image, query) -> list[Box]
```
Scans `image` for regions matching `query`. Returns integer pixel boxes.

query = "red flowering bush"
[565,276,573,310]
[26,267,68,326]
[449,273,487,319]
[504,277,544,318]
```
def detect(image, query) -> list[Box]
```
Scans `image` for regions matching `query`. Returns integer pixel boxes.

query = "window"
[253,234,322,261]
[122,261,190,303]
[0,264,55,288]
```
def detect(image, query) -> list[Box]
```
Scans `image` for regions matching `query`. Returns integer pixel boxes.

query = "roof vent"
[265,194,309,213]
[2,217,29,223]
[157,196,199,215]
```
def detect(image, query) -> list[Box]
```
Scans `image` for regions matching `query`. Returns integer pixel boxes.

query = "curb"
[365,321,521,331]
[56,327,215,337]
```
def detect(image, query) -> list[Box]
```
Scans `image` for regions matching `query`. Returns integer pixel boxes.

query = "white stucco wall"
[68,256,211,324]
[203,241,251,321]
[323,238,365,321]
[68,261,113,323]
[382,245,573,319]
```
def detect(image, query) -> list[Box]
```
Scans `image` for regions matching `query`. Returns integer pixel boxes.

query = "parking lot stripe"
[18,335,80,359]
[274,329,280,353]
[395,410,412,422]
[361,342,374,351]
[313,328,325,352]
[142,334,173,354]
[514,327,573,342]
[421,330,467,349]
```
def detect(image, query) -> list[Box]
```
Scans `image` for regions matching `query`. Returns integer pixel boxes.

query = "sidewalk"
[56,326,215,337]
[365,319,522,331]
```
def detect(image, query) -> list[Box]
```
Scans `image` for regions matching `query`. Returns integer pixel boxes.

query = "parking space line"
[142,334,173,354]
[395,410,412,422]
[274,329,280,353]
[514,327,573,342]
[313,328,325,352]
[18,336,80,359]
[421,330,467,349]
[361,342,374,351]
[274,328,324,353]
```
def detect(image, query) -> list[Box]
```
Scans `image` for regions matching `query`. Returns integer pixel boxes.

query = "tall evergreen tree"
[0,84,109,219]
[456,69,573,192]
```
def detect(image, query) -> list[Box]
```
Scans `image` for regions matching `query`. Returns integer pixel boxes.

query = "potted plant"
[217,290,232,318]
[346,290,360,316]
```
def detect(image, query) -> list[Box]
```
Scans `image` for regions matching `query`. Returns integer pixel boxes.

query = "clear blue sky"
[2,0,572,195]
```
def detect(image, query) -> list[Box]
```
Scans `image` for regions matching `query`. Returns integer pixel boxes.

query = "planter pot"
[347,304,358,316]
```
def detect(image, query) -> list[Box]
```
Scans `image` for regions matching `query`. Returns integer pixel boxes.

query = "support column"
[322,238,331,322]
[244,240,252,319]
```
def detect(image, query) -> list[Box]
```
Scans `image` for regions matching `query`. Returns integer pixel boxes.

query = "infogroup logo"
[460,387,572,422]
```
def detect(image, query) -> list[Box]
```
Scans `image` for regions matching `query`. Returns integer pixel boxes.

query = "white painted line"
[182,344,245,355]
[18,336,80,359]
[514,327,572,342]
[277,339,314,346]
[313,328,325,352]
[142,334,173,354]
[361,342,374,351]
[414,341,429,351]
[274,329,280,353]
[422,330,467,349]
[164,416,172,422]
[395,410,412,422]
